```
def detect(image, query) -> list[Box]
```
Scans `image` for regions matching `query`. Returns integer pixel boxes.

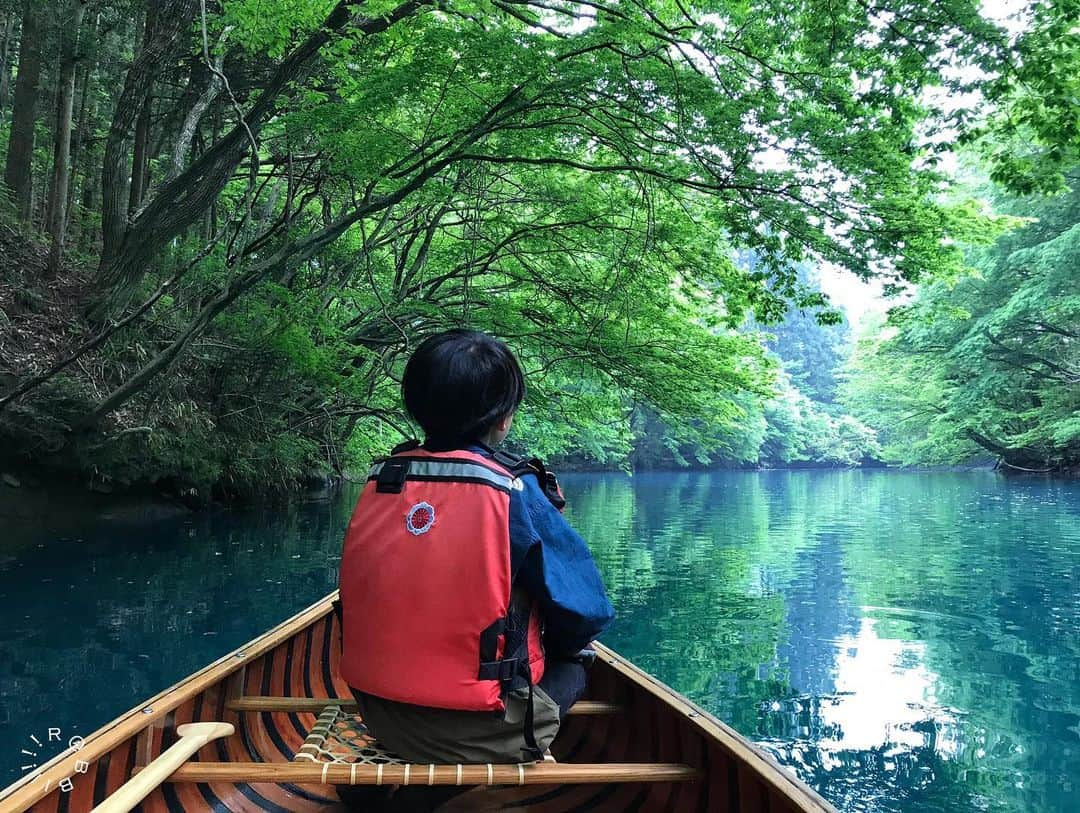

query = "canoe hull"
[0,593,835,812]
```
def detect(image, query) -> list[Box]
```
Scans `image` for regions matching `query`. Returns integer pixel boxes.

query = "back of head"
[402,330,525,447]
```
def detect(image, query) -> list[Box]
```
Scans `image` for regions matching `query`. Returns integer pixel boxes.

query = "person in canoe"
[337,329,615,810]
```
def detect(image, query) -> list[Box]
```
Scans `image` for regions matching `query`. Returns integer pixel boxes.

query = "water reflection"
[567,471,1080,813]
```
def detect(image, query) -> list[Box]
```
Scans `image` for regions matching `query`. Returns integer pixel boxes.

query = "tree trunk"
[76,13,106,253]
[66,21,95,235]
[4,0,44,222]
[168,30,229,182]
[0,13,16,113]
[128,94,151,213]
[128,4,155,216]
[99,0,197,274]
[964,428,1050,471]
[47,0,87,273]
[77,93,100,251]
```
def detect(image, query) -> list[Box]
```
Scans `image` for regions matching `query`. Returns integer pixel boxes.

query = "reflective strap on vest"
[367,458,516,494]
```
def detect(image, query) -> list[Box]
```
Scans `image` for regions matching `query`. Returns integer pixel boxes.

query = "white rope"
[403,764,411,786]
[321,763,330,784]
[455,764,463,786]
[350,763,357,785]
[518,763,525,786]
[428,764,435,786]
[296,706,409,768]
[376,764,384,786]
[486,763,493,785]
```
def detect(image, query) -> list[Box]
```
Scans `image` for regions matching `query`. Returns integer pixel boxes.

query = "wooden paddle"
[89,722,234,813]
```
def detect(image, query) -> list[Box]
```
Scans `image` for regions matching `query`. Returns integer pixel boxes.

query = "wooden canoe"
[0,592,837,813]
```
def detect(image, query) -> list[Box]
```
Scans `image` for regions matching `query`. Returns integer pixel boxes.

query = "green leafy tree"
[759,266,850,406]
[761,372,881,467]
[842,173,1080,472]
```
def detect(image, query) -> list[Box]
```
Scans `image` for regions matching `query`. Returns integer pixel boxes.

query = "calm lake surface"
[1,470,1078,812]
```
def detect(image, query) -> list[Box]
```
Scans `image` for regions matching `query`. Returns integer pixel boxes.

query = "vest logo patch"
[406,502,436,535]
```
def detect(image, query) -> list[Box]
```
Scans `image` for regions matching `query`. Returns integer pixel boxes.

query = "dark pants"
[337,659,588,811]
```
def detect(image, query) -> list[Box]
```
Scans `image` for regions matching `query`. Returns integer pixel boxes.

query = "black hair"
[402,330,526,445]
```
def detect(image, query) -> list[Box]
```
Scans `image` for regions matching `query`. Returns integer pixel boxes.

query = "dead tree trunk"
[0,12,16,113]
[47,0,88,273]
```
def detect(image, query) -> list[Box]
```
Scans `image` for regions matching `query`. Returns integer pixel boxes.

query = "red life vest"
[339,448,545,712]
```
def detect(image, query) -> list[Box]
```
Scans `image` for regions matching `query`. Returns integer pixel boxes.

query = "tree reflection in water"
[564,470,1080,813]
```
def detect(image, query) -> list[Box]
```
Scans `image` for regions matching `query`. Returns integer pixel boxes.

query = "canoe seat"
[293,705,558,770]
[164,760,702,786]
[113,710,700,804]
[157,707,698,786]
[229,704,697,788]
[292,705,407,767]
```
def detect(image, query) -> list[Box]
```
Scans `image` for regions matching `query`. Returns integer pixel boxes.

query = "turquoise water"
[0,471,1078,812]
[567,471,1080,812]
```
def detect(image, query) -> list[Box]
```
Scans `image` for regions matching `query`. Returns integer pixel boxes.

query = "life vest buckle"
[478,656,520,684]
[375,459,410,493]
[498,658,520,683]
[491,449,525,470]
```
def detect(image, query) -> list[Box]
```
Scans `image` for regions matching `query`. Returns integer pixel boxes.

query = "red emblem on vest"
[406,501,435,535]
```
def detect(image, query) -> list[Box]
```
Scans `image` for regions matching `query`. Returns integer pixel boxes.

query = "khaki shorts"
[355,685,561,764]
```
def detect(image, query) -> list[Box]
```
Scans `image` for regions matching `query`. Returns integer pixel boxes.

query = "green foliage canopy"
[0,0,1041,493]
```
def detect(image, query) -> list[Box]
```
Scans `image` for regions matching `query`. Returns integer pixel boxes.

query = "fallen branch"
[997,459,1053,474]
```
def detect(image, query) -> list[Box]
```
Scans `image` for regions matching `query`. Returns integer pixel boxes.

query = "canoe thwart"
[163,761,702,786]
[225,696,621,716]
